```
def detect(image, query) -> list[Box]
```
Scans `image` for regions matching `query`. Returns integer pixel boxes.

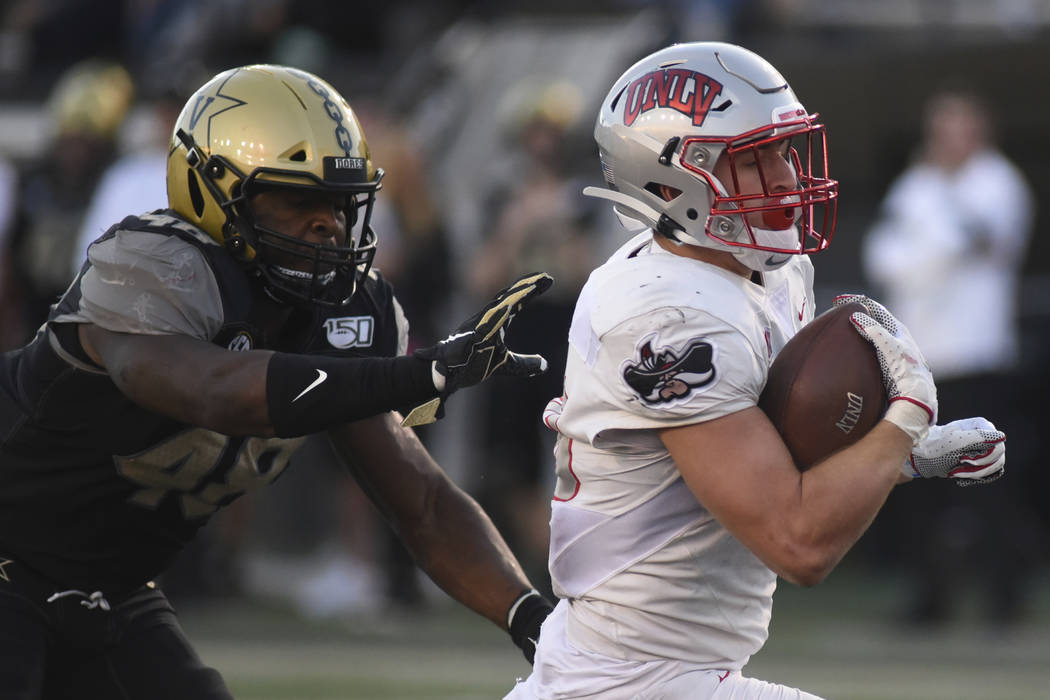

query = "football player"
[507,42,1006,699]
[0,65,554,699]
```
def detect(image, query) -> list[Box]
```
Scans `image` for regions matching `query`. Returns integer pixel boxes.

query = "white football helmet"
[587,42,838,271]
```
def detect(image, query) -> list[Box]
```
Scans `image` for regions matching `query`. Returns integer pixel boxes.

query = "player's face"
[250,188,349,270]
[712,138,798,229]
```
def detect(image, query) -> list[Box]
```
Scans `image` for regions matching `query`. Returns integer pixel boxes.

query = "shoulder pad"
[122,210,219,248]
[586,255,752,338]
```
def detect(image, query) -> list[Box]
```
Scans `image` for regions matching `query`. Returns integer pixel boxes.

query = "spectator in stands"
[863,87,1036,626]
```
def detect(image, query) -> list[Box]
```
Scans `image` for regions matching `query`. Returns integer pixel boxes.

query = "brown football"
[758,302,886,471]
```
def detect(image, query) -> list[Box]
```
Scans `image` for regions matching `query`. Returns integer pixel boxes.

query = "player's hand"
[423,271,553,390]
[833,294,936,443]
[402,272,553,426]
[903,417,1006,486]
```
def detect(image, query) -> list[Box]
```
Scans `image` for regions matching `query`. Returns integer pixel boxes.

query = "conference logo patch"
[227,331,253,352]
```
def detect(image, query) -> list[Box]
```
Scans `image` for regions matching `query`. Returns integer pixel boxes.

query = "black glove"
[402,272,553,426]
[508,590,555,665]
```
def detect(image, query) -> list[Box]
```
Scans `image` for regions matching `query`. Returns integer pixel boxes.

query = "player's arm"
[77,324,435,437]
[327,413,551,659]
[664,295,1004,586]
[661,406,911,586]
[75,271,553,438]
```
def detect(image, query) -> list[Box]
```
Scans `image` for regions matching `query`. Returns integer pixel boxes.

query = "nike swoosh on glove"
[402,272,553,427]
[904,417,1006,487]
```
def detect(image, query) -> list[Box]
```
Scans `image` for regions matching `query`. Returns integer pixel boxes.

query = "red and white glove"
[833,295,936,444]
[903,417,1006,486]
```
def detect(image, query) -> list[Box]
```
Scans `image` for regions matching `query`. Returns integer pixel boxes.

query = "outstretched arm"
[78,271,553,437]
[327,413,538,630]
[78,324,435,437]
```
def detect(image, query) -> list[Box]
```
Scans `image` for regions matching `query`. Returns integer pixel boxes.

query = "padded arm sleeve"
[266,353,437,437]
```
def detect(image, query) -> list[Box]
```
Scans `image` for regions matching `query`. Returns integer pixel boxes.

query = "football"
[758,302,886,471]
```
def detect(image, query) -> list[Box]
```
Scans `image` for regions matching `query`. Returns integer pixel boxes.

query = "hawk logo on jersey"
[623,336,716,404]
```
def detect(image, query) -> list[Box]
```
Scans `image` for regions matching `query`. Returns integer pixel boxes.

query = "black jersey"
[0,211,407,594]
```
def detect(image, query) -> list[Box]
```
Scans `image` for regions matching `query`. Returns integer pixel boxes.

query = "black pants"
[0,558,232,700]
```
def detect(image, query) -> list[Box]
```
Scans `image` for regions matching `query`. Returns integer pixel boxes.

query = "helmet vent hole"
[187,168,205,217]
[686,208,699,220]
[278,141,313,162]
[644,182,681,202]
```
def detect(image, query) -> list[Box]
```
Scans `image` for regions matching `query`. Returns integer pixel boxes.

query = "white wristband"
[884,400,931,444]
[506,589,541,628]
[431,361,446,392]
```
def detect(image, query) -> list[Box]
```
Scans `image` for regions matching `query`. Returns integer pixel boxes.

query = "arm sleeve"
[267,352,437,438]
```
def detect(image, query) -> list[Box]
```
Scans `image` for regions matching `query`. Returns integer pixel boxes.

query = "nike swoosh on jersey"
[292,369,328,402]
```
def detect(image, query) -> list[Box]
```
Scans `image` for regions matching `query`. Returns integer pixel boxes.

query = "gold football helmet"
[48,59,133,140]
[167,64,381,306]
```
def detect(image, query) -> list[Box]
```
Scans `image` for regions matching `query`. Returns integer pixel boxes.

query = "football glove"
[834,294,936,444]
[903,417,1006,486]
[402,272,553,427]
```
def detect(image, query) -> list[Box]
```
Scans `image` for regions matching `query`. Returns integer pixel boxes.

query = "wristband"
[266,352,437,437]
[506,589,541,629]
[507,589,554,665]
[884,399,932,444]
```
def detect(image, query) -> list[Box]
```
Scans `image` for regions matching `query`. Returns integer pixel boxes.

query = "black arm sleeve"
[266,352,437,437]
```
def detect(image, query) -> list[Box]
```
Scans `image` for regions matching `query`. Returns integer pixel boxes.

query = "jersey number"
[115,428,304,518]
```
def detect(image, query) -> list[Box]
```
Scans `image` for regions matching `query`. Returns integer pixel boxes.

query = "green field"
[179,567,1050,700]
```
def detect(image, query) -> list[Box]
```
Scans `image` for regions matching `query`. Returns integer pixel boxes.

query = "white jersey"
[545,231,814,670]
[862,148,1032,379]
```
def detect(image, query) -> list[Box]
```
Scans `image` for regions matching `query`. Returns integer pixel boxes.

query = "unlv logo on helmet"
[622,69,724,127]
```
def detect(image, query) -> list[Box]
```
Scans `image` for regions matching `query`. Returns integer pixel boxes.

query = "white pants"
[505,601,824,700]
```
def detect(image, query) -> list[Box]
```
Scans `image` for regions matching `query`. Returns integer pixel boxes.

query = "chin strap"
[582,186,661,226]
[582,186,706,248]
[584,185,802,273]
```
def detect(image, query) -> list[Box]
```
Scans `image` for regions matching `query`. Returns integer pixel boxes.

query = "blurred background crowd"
[0,0,1047,634]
